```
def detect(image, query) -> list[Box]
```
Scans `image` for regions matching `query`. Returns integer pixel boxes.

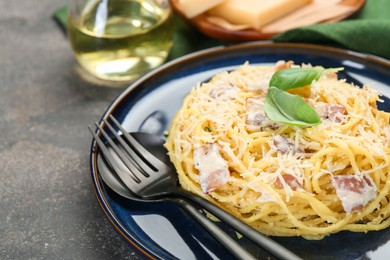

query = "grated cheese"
[165,61,390,238]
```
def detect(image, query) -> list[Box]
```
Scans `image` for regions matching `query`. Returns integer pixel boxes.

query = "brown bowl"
[171,0,366,42]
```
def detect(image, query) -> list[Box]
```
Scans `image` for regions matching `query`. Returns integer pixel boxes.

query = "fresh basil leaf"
[264,87,321,126]
[264,95,293,122]
[269,68,323,91]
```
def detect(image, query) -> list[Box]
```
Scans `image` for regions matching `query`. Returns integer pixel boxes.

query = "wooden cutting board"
[171,0,366,41]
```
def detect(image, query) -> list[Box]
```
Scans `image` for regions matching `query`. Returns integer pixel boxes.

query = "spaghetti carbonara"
[165,61,390,239]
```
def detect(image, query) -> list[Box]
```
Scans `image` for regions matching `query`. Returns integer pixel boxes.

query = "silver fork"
[89,115,302,260]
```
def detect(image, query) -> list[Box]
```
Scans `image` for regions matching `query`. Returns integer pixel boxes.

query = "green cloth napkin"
[53,0,390,60]
[273,0,390,60]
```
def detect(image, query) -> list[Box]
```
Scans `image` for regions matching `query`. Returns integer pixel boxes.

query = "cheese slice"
[178,0,225,18]
[209,0,312,30]
[262,0,353,33]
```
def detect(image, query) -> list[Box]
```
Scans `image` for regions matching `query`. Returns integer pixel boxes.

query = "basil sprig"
[264,67,342,126]
[264,87,321,126]
[269,67,343,91]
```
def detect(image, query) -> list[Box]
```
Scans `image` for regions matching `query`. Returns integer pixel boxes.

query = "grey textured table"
[0,1,140,259]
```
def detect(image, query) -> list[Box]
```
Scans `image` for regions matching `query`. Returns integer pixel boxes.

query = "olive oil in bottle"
[68,0,173,82]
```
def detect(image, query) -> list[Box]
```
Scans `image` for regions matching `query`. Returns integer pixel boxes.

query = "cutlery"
[91,127,256,259]
[89,115,302,260]
[94,133,256,259]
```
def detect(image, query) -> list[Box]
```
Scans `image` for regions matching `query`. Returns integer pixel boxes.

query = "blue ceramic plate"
[89,42,390,260]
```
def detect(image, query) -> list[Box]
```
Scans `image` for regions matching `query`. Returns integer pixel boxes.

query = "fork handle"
[176,199,257,260]
[176,190,302,260]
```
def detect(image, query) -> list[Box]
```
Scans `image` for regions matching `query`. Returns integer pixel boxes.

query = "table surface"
[0,1,144,259]
[6,1,390,259]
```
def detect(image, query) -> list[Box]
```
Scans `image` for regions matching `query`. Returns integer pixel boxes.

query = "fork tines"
[89,115,169,187]
[88,126,141,184]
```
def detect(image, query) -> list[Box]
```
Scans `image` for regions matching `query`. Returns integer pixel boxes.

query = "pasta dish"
[164,61,390,239]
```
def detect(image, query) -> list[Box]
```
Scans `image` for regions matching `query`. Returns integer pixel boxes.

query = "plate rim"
[89,42,390,260]
[99,41,390,118]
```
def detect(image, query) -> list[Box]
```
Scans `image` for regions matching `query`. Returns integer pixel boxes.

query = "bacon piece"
[209,84,238,100]
[321,70,338,80]
[315,102,345,123]
[274,60,293,71]
[194,143,230,194]
[276,174,303,190]
[246,96,280,131]
[333,175,377,213]
[273,134,303,155]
